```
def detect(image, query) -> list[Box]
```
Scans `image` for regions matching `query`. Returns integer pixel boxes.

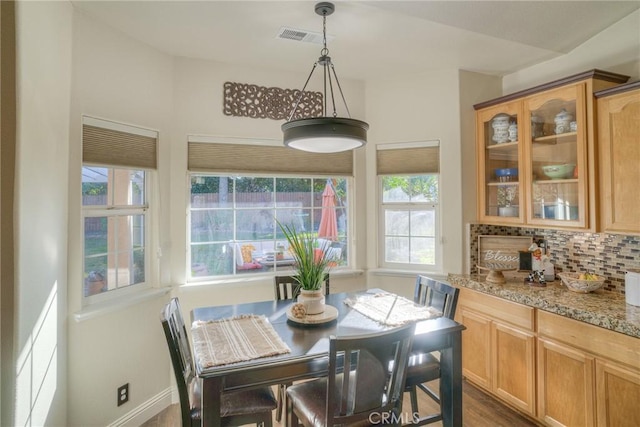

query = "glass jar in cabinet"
[523,84,587,228]
[476,101,525,224]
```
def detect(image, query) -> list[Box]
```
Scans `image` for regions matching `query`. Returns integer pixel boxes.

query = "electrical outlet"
[117,383,129,406]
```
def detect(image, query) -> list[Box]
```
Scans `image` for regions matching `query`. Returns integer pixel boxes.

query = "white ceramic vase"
[297,289,325,315]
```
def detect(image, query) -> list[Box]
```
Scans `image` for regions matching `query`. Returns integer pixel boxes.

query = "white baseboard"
[107,386,175,427]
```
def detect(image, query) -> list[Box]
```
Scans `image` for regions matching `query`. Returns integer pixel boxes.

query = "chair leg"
[409,385,419,415]
[275,384,285,422]
[276,382,292,425]
[287,395,299,427]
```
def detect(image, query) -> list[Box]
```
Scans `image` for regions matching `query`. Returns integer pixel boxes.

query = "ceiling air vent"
[277,27,333,44]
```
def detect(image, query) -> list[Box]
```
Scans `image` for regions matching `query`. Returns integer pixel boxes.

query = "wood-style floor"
[141,379,540,426]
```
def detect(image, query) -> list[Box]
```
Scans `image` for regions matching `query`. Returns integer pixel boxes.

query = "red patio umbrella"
[317,181,338,241]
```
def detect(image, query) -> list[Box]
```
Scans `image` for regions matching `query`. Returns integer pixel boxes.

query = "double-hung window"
[187,138,353,281]
[377,142,441,271]
[81,117,157,303]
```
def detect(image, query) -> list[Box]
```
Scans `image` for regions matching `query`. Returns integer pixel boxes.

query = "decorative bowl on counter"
[542,163,575,180]
[558,272,605,293]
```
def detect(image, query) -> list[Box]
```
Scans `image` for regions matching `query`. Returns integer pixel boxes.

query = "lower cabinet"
[537,337,596,426]
[459,308,492,389]
[458,289,536,417]
[595,355,640,426]
[459,287,640,427]
[492,322,536,415]
[537,310,640,427]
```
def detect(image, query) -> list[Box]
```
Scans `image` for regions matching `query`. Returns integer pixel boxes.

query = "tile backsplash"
[469,224,640,294]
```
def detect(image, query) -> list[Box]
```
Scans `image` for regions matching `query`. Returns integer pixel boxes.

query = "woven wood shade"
[376,146,439,175]
[83,124,157,169]
[188,142,353,176]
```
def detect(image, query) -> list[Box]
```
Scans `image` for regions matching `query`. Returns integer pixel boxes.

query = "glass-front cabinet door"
[477,101,525,224]
[523,84,587,228]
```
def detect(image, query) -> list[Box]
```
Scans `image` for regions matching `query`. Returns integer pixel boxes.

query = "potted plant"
[278,221,336,314]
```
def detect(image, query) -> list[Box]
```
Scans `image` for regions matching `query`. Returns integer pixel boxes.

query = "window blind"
[82,117,158,169]
[376,143,439,175]
[188,141,353,176]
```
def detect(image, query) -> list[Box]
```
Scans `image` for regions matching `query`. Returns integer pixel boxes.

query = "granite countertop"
[448,273,640,339]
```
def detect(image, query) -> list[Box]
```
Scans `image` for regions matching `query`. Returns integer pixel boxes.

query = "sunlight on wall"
[15,282,58,426]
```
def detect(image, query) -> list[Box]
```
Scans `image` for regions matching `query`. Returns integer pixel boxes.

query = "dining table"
[191,289,466,427]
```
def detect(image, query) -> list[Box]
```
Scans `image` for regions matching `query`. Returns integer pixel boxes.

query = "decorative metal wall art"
[223,82,323,120]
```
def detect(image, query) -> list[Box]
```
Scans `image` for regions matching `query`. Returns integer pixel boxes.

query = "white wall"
[458,71,502,273]
[363,69,466,293]
[169,56,368,315]
[503,10,640,93]
[66,8,174,426]
[14,1,73,425]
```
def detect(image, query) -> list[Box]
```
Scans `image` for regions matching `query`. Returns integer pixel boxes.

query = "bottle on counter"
[544,258,555,282]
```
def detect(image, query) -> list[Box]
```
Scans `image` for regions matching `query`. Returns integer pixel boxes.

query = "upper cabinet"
[475,70,629,230]
[476,101,525,224]
[523,84,587,228]
[596,81,640,235]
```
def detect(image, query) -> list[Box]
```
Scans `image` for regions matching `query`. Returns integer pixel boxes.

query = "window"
[188,175,349,279]
[377,142,441,270]
[82,167,148,298]
[380,175,439,268]
[81,116,157,303]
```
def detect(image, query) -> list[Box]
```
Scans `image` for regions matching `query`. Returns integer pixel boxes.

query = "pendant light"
[282,2,368,153]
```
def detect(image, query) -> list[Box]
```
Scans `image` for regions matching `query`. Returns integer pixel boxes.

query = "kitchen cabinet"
[475,70,628,230]
[457,288,536,416]
[537,337,596,426]
[476,101,525,224]
[538,310,640,427]
[595,81,640,235]
[595,359,640,427]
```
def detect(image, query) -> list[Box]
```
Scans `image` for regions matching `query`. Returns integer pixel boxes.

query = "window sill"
[369,268,448,282]
[73,286,172,322]
[182,268,365,289]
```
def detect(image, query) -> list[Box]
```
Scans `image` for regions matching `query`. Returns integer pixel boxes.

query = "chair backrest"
[274,273,330,300]
[325,323,415,425]
[414,275,459,319]
[161,298,197,427]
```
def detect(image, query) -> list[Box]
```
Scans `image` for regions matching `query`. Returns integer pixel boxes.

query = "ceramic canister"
[508,121,518,141]
[554,109,573,134]
[492,114,510,143]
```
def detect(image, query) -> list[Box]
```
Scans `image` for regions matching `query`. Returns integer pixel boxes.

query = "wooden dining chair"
[272,273,330,423]
[286,323,416,427]
[160,298,277,427]
[273,273,330,301]
[404,276,460,426]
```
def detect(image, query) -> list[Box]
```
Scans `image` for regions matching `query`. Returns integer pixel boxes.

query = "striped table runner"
[344,292,442,326]
[192,315,291,368]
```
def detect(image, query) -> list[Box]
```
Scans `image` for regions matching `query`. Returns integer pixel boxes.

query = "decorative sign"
[478,235,533,270]
[223,82,323,120]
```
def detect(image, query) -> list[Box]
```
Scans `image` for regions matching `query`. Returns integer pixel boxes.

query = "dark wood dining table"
[191,290,465,427]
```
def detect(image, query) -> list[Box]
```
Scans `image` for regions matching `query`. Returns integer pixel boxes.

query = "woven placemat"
[344,292,442,326]
[192,314,290,368]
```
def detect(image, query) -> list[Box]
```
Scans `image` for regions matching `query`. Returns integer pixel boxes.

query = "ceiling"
[70,1,640,80]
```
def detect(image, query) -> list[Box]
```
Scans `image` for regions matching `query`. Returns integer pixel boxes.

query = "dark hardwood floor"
[141,379,540,426]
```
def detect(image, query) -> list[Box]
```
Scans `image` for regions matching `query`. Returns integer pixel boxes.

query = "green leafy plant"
[277,221,335,291]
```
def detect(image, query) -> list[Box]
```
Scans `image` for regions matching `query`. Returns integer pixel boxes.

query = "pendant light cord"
[286,5,351,122]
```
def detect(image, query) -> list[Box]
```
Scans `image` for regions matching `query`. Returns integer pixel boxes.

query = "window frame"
[81,166,152,306]
[186,172,353,282]
[377,173,442,272]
